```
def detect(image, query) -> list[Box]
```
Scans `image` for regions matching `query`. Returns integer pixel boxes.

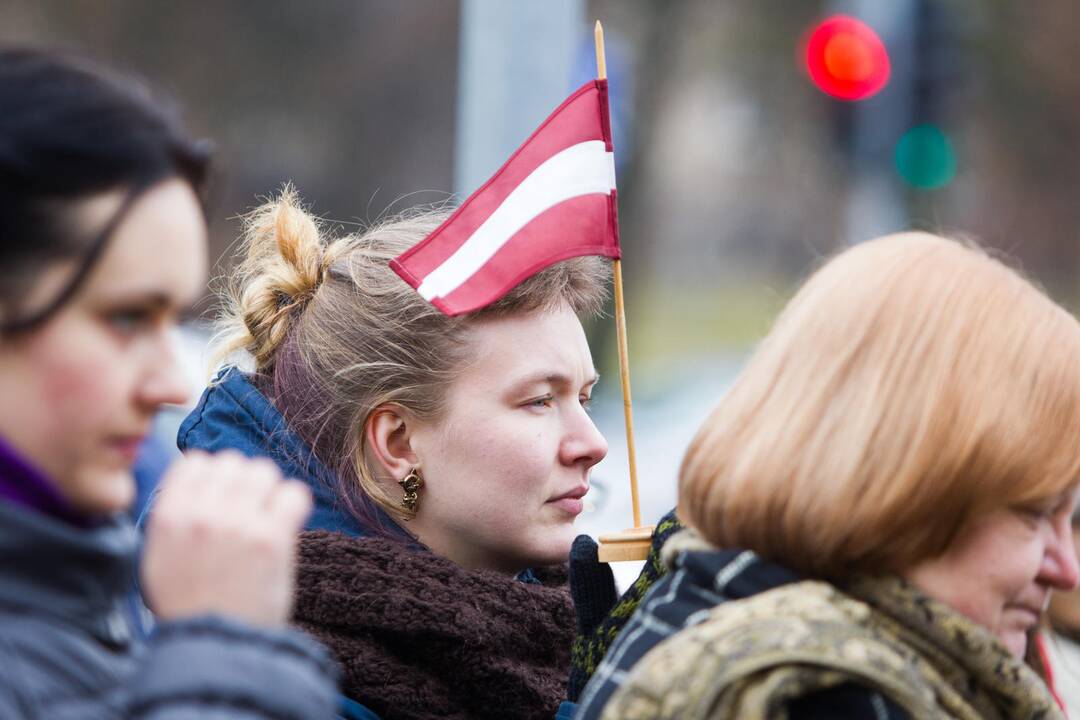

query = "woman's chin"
[68,466,136,516]
[998,628,1029,658]
[525,532,577,567]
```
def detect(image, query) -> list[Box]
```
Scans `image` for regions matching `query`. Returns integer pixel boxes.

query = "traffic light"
[894,0,959,189]
[801,5,959,192]
[803,15,890,102]
[895,124,956,189]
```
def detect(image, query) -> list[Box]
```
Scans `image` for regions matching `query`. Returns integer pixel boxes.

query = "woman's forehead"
[80,180,207,307]
[457,307,594,384]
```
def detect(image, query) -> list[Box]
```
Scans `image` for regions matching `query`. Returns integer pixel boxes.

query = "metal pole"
[455,0,585,197]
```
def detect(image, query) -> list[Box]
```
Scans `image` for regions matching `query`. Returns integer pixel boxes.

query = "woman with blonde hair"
[577,232,1080,719]
[180,188,611,719]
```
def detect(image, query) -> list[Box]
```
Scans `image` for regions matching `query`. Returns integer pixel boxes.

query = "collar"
[178,367,408,539]
[0,500,137,647]
[662,528,802,601]
[0,434,95,528]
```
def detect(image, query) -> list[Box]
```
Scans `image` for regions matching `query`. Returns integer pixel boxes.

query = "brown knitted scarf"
[292,531,575,720]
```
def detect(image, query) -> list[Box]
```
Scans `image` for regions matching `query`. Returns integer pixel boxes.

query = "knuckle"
[183,513,215,541]
[276,484,313,521]
[249,456,281,476]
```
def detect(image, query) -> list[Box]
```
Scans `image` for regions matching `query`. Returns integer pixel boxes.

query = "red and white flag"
[390,79,620,316]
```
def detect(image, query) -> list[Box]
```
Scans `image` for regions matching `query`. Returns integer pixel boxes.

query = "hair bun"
[221,185,326,369]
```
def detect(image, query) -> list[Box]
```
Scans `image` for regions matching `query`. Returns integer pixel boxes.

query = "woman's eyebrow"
[98,287,201,312]
[97,290,172,308]
[508,370,600,390]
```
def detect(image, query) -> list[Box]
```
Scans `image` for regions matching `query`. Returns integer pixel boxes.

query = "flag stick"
[595,21,651,562]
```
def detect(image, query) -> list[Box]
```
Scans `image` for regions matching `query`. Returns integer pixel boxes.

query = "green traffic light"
[895,125,956,189]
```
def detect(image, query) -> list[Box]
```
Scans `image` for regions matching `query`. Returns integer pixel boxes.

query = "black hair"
[0,48,213,333]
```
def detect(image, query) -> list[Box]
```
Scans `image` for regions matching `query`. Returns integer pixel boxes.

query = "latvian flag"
[390,79,620,316]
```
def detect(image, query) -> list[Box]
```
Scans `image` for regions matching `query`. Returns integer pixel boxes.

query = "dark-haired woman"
[0,49,338,718]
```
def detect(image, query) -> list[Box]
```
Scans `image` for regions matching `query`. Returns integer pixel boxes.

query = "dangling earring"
[398,468,423,517]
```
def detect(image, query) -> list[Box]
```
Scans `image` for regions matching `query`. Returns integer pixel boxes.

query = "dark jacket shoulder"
[574,532,911,720]
[0,501,340,719]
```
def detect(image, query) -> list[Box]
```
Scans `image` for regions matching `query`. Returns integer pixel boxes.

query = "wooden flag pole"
[594,21,653,563]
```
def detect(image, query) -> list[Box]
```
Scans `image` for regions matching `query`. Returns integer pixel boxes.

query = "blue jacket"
[178,367,406,539]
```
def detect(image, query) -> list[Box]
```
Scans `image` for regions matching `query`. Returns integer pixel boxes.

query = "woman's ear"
[365,404,419,482]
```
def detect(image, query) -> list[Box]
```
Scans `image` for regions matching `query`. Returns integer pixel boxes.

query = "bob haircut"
[680,232,1080,580]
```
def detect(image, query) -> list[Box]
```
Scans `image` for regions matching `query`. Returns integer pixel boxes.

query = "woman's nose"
[138,330,190,409]
[561,404,608,467]
[1041,520,1080,591]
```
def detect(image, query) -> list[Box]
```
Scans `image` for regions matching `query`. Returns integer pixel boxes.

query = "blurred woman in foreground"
[579,233,1080,719]
[0,49,337,717]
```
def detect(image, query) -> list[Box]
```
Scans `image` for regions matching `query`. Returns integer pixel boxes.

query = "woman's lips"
[1004,604,1042,629]
[548,486,588,516]
[549,497,585,515]
[107,436,147,462]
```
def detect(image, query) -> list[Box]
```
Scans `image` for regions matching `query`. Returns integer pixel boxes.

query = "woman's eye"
[1018,503,1056,523]
[106,308,153,334]
[527,395,554,409]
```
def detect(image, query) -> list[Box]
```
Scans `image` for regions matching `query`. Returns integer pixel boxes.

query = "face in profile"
[407,303,608,574]
[904,488,1080,656]
[1047,517,1080,632]
[0,178,207,514]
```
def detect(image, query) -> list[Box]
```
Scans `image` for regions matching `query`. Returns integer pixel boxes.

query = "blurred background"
[5,0,1080,551]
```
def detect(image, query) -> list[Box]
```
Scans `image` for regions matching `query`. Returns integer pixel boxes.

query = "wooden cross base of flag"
[597,525,655,563]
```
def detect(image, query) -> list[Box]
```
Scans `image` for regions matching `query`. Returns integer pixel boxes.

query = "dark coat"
[573,536,909,720]
[0,499,339,719]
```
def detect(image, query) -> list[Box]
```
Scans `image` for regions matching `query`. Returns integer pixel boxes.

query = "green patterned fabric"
[567,510,683,700]
[601,531,1062,720]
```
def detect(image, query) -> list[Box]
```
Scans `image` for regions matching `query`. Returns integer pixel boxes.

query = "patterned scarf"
[603,532,1062,720]
[292,531,575,720]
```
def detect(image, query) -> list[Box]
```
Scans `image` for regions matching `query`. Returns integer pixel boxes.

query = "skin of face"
[1047,522,1080,632]
[903,488,1080,657]
[0,178,207,514]
[404,303,608,574]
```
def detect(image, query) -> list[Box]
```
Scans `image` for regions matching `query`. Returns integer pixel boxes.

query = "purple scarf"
[0,434,90,526]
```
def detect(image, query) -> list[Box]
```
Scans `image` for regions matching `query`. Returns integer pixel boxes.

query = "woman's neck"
[408,520,528,576]
[0,434,91,527]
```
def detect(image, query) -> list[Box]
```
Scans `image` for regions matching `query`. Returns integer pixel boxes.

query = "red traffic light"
[803,15,890,101]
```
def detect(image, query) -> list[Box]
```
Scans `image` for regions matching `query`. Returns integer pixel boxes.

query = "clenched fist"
[141,451,312,627]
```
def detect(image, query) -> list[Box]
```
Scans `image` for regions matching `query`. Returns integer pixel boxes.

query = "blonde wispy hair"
[680,232,1080,580]
[212,186,611,528]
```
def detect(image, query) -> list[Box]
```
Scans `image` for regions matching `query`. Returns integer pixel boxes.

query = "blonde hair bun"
[220,185,327,369]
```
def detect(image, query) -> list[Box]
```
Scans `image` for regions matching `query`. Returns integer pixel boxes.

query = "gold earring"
[398,468,423,516]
